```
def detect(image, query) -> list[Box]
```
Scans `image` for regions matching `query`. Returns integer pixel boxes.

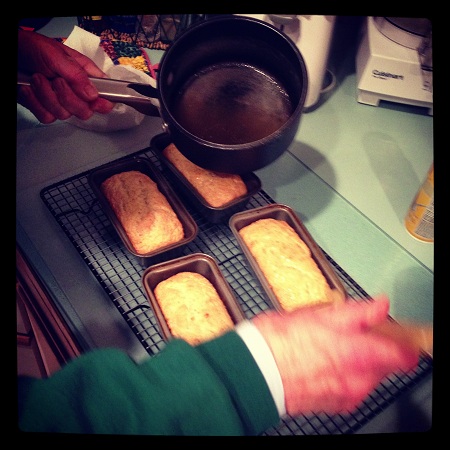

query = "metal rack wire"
[40,146,433,435]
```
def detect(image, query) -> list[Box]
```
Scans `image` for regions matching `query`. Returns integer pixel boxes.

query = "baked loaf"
[239,218,334,312]
[154,271,234,346]
[101,170,184,254]
[162,143,248,207]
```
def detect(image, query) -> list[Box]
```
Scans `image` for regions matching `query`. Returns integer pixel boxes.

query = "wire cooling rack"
[40,146,433,435]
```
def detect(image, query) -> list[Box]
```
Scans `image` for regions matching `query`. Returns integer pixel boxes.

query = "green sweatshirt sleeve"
[18,331,279,436]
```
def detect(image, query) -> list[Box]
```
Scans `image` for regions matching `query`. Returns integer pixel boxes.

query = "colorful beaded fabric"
[99,39,158,79]
[54,35,158,80]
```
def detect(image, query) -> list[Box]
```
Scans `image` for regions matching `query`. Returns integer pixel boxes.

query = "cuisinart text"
[372,69,404,80]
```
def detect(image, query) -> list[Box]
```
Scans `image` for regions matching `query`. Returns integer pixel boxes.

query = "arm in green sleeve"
[18,331,279,436]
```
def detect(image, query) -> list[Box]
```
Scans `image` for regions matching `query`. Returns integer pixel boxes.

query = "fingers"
[313,295,391,332]
[39,73,114,118]
[55,64,102,106]
[57,47,114,113]
[333,329,419,414]
[50,45,104,104]
[52,77,96,120]
[253,296,391,343]
[284,330,420,416]
[17,83,62,124]
[31,73,93,121]
[361,294,391,328]
[52,73,114,117]
[366,326,421,374]
[253,296,421,417]
[90,97,116,115]
[18,30,115,122]
[18,73,114,123]
[63,44,108,79]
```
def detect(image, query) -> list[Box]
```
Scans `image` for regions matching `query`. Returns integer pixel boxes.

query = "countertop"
[16,16,434,435]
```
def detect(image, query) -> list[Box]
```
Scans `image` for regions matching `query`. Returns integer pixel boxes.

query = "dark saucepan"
[156,15,308,174]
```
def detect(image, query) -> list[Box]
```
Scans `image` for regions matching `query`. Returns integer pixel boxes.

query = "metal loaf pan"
[142,253,246,342]
[229,203,347,312]
[150,133,262,223]
[88,156,198,266]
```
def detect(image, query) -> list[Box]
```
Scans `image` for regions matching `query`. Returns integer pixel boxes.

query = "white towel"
[64,26,157,132]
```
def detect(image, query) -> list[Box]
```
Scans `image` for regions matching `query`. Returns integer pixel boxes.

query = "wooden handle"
[371,320,433,357]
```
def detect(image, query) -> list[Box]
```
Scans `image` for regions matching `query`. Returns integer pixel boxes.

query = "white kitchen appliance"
[356,16,433,115]
[236,14,336,110]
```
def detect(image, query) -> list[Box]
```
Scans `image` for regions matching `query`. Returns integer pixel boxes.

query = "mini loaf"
[238,218,334,312]
[101,170,184,254]
[162,143,248,207]
[154,271,235,346]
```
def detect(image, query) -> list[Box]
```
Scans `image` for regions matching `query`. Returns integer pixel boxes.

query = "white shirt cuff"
[235,320,286,417]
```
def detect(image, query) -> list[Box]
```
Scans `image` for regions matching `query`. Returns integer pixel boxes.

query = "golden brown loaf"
[238,218,334,312]
[101,170,184,254]
[154,271,234,346]
[162,143,248,207]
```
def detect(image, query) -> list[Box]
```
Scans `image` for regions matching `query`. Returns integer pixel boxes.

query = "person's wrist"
[251,310,286,347]
[252,311,304,415]
[235,320,286,417]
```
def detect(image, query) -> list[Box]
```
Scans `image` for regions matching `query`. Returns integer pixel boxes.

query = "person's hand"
[252,296,420,416]
[17,29,114,124]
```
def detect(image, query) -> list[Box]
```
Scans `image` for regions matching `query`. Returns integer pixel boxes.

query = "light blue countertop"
[16,16,434,435]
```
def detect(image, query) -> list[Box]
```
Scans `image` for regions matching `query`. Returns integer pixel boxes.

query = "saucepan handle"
[17,72,161,117]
